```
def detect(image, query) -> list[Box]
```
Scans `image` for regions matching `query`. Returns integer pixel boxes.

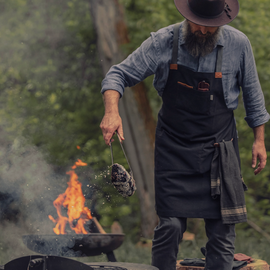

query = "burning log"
[92,217,106,234]
[48,159,92,235]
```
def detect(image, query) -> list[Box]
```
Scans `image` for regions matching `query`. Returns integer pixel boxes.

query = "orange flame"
[48,159,92,235]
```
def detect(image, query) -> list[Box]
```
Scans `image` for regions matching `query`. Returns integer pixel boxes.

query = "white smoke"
[0,128,67,264]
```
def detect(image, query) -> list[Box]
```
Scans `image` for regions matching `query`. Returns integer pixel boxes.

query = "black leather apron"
[155,24,240,218]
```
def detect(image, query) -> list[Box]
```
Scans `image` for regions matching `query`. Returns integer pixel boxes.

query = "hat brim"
[174,0,239,27]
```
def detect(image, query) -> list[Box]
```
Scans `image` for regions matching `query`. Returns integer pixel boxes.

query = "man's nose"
[198,26,207,34]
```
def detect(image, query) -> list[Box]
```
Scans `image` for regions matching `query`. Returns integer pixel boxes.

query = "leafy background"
[0,0,269,265]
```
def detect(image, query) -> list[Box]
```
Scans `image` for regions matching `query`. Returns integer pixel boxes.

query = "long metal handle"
[110,131,133,176]
[110,142,114,166]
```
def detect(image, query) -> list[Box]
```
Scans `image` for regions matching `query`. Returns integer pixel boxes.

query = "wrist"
[103,90,120,115]
[253,124,265,143]
[254,138,265,144]
[104,108,119,115]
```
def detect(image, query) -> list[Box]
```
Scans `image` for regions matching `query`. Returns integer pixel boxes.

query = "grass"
[235,236,270,263]
[79,233,270,265]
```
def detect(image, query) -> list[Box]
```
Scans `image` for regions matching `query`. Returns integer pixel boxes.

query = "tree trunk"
[90,0,158,238]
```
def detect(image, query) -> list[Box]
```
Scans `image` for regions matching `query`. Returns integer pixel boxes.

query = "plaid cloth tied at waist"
[210,140,248,224]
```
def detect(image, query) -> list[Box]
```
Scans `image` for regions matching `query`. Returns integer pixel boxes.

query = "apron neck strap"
[171,23,181,66]
[215,45,223,73]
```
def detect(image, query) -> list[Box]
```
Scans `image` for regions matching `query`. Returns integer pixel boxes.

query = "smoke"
[0,127,68,264]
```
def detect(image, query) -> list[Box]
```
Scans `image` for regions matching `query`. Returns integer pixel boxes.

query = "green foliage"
[120,0,182,50]
[0,0,104,166]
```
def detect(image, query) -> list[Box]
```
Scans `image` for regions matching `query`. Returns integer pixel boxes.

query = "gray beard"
[182,20,221,58]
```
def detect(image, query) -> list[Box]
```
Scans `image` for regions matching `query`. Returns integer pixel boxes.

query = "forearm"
[103,90,120,114]
[253,124,265,143]
[252,124,267,175]
[100,90,124,145]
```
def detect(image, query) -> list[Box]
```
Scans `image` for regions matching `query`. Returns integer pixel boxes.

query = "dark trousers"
[152,217,235,270]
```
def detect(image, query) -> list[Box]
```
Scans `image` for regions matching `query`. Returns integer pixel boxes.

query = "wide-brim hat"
[174,0,239,27]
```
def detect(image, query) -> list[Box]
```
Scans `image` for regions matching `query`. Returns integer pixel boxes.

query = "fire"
[48,159,92,235]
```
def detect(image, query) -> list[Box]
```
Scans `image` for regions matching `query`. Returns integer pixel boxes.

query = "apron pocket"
[155,128,204,174]
[177,83,212,115]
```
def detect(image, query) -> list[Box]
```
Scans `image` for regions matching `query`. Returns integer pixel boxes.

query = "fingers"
[254,163,262,175]
[252,142,267,175]
[116,125,125,142]
[252,154,267,175]
[100,122,115,145]
[104,130,115,145]
[100,114,124,145]
[254,160,266,175]
[260,154,267,169]
[251,152,257,169]
[102,129,116,146]
[254,157,267,175]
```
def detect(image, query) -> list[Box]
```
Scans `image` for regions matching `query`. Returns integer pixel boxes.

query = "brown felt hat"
[174,0,239,27]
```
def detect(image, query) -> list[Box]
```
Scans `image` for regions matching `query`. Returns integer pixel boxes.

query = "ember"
[48,158,92,235]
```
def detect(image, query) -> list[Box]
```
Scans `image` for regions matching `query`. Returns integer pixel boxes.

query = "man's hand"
[252,141,267,175]
[100,112,124,145]
[100,90,124,145]
[252,124,267,175]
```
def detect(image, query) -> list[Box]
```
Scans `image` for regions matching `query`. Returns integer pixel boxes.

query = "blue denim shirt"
[102,22,269,128]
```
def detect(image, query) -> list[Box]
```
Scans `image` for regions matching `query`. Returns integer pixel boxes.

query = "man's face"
[188,21,219,36]
[183,20,221,58]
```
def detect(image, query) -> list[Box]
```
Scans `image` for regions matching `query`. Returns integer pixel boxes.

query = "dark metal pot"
[22,233,125,257]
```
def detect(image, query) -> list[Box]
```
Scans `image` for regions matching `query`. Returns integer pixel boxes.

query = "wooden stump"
[176,259,269,270]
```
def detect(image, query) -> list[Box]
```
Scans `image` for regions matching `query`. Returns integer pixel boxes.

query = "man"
[100,0,269,269]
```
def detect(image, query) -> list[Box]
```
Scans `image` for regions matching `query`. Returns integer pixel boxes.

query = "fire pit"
[22,233,125,257]
[20,159,126,262]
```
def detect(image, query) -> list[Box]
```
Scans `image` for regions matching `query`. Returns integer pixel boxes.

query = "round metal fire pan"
[22,233,125,257]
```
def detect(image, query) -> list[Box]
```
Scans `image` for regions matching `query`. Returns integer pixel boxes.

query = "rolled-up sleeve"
[239,39,270,128]
[101,36,159,97]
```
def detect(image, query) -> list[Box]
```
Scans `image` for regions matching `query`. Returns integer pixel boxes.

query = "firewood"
[92,217,106,234]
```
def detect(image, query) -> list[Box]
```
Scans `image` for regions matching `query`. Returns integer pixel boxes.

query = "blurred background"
[0,0,269,266]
